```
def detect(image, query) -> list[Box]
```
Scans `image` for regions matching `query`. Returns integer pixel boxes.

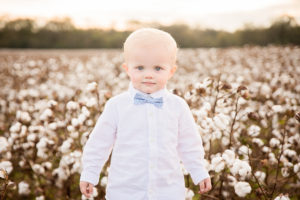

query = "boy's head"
[122,28,178,94]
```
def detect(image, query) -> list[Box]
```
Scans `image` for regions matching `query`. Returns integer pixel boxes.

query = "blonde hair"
[123,28,178,64]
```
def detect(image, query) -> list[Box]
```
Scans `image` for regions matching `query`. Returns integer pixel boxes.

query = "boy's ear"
[122,63,129,72]
[168,65,177,79]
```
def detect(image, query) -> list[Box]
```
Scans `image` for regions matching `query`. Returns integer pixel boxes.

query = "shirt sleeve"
[80,98,117,185]
[177,99,210,185]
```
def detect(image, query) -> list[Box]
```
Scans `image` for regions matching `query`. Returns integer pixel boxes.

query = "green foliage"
[0,16,300,48]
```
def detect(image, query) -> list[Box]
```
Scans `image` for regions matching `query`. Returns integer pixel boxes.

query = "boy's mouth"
[142,82,156,86]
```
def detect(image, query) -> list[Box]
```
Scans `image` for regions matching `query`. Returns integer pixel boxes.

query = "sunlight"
[0,0,298,31]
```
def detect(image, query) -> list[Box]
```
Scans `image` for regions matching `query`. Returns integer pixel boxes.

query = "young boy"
[80,28,211,199]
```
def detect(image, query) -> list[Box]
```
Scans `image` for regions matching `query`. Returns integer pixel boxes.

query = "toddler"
[80,28,211,199]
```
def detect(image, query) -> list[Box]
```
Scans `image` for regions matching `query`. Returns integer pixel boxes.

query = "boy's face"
[122,43,177,94]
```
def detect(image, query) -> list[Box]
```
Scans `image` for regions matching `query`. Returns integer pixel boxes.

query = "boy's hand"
[198,177,212,194]
[80,181,94,198]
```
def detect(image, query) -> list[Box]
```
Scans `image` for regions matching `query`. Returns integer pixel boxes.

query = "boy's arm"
[80,99,117,186]
[177,100,210,185]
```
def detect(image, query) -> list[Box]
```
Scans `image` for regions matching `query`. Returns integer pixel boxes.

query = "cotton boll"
[48,122,57,130]
[18,181,30,195]
[47,99,58,108]
[227,175,237,186]
[272,105,284,113]
[262,146,271,153]
[213,113,230,130]
[100,176,108,187]
[81,194,92,200]
[281,167,290,178]
[274,195,290,200]
[86,82,97,92]
[272,129,282,139]
[80,131,90,146]
[71,160,81,174]
[86,119,94,126]
[222,149,236,166]
[221,137,230,146]
[52,167,70,188]
[254,171,266,183]
[211,156,225,173]
[238,145,252,155]
[92,186,98,197]
[252,138,264,147]
[185,188,194,200]
[294,163,300,173]
[283,149,297,158]
[270,138,281,148]
[82,106,90,117]
[0,137,9,153]
[36,196,45,200]
[59,138,73,154]
[247,125,260,137]
[78,113,87,125]
[19,160,26,168]
[268,153,277,165]
[70,131,79,139]
[0,161,13,174]
[67,125,75,132]
[86,97,97,108]
[222,190,230,198]
[260,84,271,98]
[230,159,251,179]
[40,108,53,121]
[66,101,79,110]
[32,164,45,175]
[16,110,31,123]
[234,181,251,197]
[42,161,52,170]
[10,122,22,133]
[71,118,80,127]
[27,133,37,142]
[0,169,5,179]
[37,149,48,159]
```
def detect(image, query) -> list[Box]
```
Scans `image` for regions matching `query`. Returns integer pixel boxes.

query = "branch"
[270,118,287,198]
[228,95,240,148]
[247,144,268,200]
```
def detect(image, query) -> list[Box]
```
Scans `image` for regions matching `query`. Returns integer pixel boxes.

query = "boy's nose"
[144,70,154,79]
[145,74,153,79]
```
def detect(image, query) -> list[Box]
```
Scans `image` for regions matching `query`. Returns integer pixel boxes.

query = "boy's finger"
[80,184,86,195]
[205,179,212,191]
[199,181,205,194]
[87,183,93,196]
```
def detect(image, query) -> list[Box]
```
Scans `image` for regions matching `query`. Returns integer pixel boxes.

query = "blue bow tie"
[134,93,163,108]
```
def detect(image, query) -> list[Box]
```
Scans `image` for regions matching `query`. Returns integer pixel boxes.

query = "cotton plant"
[0,47,299,199]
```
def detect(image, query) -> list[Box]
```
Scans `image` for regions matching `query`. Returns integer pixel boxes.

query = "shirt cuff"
[80,170,100,186]
[189,168,210,185]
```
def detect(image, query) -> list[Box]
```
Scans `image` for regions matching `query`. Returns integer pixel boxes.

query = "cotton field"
[0,46,299,200]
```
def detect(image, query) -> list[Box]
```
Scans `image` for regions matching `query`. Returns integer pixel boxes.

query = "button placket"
[147,104,157,199]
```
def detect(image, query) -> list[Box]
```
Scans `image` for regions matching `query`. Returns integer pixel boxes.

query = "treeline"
[0,16,299,48]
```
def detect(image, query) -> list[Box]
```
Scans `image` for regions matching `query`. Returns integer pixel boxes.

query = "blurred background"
[1,1,300,200]
[0,0,300,48]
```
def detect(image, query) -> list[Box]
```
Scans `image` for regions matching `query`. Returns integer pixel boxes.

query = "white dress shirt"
[80,82,209,200]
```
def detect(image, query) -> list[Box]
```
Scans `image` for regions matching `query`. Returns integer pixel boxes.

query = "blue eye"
[155,66,162,71]
[136,66,144,70]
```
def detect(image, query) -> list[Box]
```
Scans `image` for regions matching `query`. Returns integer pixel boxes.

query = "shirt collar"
[128,81,168,100]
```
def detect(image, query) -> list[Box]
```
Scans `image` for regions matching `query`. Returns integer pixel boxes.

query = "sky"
[0,0,300,31]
